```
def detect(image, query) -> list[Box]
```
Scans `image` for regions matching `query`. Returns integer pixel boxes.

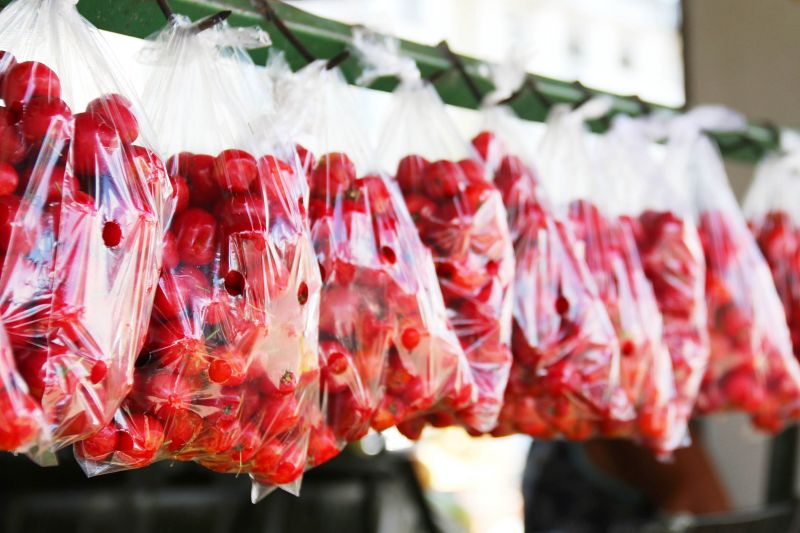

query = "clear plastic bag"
[665,107,800,431]
[362,31,514,435]
[0,0,171,460]
[470,111,630,441]
[598,114,709,453]
[272,40,473,457]
[744,142,800,361]
[537,100,679,452]
[75,18,321,494]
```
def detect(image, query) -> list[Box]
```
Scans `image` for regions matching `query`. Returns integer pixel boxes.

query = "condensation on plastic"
[0,0,171,462]
[537,100,679,452]
[471,106,630,440]
[75,18,322,499]
[270,44,474,467]
[665,107,800,432]
[745,148,800,361]
[362,30,515,435]
[598,114,710,454]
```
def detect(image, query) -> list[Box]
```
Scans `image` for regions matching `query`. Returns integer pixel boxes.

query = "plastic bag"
[362,31,514,435]
[665,107,800,431]
[469,92,629,439]
[272,43,473,458]
[75,18,321,494]
[744,141,800,360]
[598,114,709,453]
[0,0,171,460]
[537,99,678,452]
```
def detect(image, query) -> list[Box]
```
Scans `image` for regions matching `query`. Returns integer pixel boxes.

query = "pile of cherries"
[77,147,319,487]
[632,209,709,436]
[471,131,631,440]
[304,149,472,465]
[695,209,800,432]
[390,142,514,436]
[0,52,166,454]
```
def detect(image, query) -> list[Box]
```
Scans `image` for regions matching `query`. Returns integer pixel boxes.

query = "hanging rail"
[0,0,782,162]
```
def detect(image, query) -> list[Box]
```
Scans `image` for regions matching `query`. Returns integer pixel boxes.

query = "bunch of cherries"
[77,147,320,487]
[470,131,631,440]
[391,142,514,436]
[0,52,167,454]
[695,209,800,432]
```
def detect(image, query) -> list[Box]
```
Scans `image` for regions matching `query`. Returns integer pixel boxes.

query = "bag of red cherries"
[271,39,473,462]
[470,100,631,441]
[664,107,800,431]
[744,142,800,362]
[0,0,171,461]
[537,99,680,454]
[75,19,322,496]
[598,114,710,453]
[359,32,515,436]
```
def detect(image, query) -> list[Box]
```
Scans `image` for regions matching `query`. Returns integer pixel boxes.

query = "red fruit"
[135,372,194,420]
[162,232,179,270]
[404,194,436,222]
[0,121,26,164]
[20,165,79,202]
[153,267,211,319]
[213,149,257,193]
[124,145,167,192]
[308,423,340,467]
[0,162,17,195]
[208,351,247,387]
[170,174,189,215]
[87,93,139,143]
[215,194,266,234]
[423,160,461,199]
[2,61,61,108]
[19,97,72,143]
[310,152,356,196]
[471,131,504,162]
[74,422,118,462]
[258,154,294,199]
[115,414,165,468]
[458,159,487,185]
[185,154,219,208]
[173,208,217,266]
[0,194,22,254]
[395,155,428,194]
[164,409,202,453]
[295,144,316,174]
[401,327,421,351]
[357,175,392,215]
[15,348,47,400]
[0,390,38,451]
[72,112,120,177]
[89,360,107,384]
[154,333,208,376]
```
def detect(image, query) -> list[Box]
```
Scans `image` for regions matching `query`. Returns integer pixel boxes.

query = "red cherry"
[357,175,393,215]
[0,162,18,195]
[0,390,38,451]
[89,360,108,384]
[72,112,120,177]
[422,160,461,199]
[295,143,316,174]
[215,194,266,234]
[471,130,505,162]
[102,220,123,248]
[310,152,356,196]
[395,154,429,195]
[2,61,61,108]
[458,159,487,185]
[19,97,72,143]
[115,414,165,468]
[162,232,179,270]
[153,266,211,319]
[297,281,309,305]
[307,423,340,467]
[173,208,217,266]
[401,327,421,350]
[87,93,139,143]
[74,422,118,462]
[213,149,257,193]
[15,348,47,400]
[163,409,202,453]
[0,120,26,164]
[404,194,436,222]
[169,174,189,215]
[208,359,233,384]
[223,270,245,296]
[182,154,219,208]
